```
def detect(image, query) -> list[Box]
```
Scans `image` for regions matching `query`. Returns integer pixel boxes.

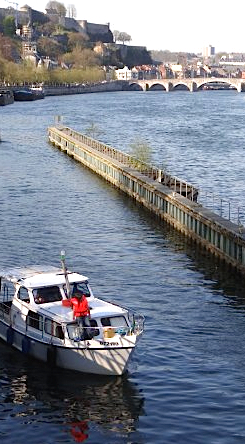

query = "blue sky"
[1,0,245,54]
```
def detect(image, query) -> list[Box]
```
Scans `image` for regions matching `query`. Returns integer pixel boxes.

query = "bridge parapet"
[129,78,245,92]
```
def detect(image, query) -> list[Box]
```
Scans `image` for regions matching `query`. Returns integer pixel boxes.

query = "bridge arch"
[196,80,238,91]
[171,83,190,91]
[148,83,166,91]
[127,82,143,91]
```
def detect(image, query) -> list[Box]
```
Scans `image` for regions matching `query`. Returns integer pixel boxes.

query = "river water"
[1,90,245,443]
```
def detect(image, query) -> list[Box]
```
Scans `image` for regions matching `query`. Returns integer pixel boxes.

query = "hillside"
[0,4,152,69]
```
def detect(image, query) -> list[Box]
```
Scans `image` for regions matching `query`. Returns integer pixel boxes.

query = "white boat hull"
[0,319,136,376]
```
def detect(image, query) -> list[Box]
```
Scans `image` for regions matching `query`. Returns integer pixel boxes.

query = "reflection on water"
[0,342,144,443]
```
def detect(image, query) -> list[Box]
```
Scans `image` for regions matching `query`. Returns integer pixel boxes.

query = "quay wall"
[48,126,245,275]
[43,80,126,96]
[0,81,126,97]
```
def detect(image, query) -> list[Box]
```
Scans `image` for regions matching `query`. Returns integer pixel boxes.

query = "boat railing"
[131,313,145,336]
[104,300,145,335]
[0,300,12,316]
[67,316,145,343]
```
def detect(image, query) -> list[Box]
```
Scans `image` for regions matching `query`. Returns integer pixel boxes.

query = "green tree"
[129,138,153,172]
[3,16,16,37]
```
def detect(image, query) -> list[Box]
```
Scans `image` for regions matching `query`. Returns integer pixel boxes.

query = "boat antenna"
[60,250,71,298]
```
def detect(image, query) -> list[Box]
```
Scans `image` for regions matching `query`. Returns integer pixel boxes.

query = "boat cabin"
[0,266,131,345]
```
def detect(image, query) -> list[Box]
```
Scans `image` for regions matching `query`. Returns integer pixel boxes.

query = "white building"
[114,66,132,80]
[202,45,215,57]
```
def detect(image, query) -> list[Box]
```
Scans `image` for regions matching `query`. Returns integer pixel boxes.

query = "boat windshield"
[101,316,128,328]
[33,286,62,304]
[64,281,91,297]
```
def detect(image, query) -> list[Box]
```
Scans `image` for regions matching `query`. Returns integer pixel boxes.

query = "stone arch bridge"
[128,78,245,92]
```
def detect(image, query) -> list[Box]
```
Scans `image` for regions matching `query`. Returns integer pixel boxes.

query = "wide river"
[1,90,245,443]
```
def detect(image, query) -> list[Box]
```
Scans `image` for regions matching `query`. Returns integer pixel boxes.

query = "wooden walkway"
[48,126,245,275]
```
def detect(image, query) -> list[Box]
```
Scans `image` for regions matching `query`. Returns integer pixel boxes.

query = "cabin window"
[33,286,62,304]
[44,318,64,340]
[27,310,43,331]
[17,287,30,303]
[101,316,128,328]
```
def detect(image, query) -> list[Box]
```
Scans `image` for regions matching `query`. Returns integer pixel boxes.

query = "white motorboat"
[0,253,144,376]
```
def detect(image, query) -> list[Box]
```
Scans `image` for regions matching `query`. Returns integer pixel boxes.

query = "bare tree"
[118,32,131,45]
[46,1,66,17]
[113,30,131,45]
[67,4,77,18]
[113,30,120,43]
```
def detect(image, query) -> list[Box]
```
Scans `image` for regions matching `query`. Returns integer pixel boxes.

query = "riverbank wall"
[1,81,127,97]
[48,126,245,275]
[43,80,126,96]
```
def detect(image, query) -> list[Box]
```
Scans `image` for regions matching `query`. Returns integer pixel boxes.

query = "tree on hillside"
[67,4,77,18]
[0,55,7,81]
[3,15,16,37]
[61,47,101,67]
[46,1,66,17]
[113,30,120,43]
[37,36,64,58]
[113,30,131,45]
[36,21,57,37]
[0,34,20,61]
[67,31,89,51]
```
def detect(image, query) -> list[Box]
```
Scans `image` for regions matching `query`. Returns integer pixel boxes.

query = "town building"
[202,45,215,58]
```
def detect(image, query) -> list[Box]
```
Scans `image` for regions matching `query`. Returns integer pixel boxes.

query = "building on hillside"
[170,64,183,78]
[202,45,215,58]
[22,40,40,64]
[131,65,160,80]
[115,65,161,80]
[45,10,113,43]
[45,9,85,33]
[93,42,112,58]
[158,64,173,79]
[0,5,47,29]
[115,66,133,80]
[78,20,113,43]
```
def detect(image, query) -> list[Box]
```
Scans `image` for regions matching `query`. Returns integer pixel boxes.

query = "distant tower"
[202,45,215,57]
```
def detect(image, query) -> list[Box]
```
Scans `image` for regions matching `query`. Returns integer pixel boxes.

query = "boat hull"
[0,319,136,376]
[0,90,14,106]
[13,90,44,101]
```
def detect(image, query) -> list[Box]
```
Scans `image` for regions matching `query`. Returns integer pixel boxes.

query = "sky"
[1,0,245,54]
